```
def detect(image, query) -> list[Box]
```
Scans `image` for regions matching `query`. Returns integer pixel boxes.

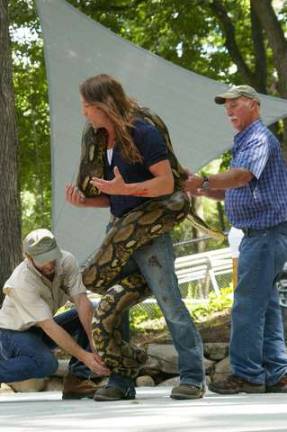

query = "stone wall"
[1,311,232,394]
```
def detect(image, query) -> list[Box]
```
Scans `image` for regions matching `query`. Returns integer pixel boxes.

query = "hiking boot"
[170,384,205,400]
[62,374,103,400]
[208,375,265,394]
[266,375,287,393]
[93,385,136,401]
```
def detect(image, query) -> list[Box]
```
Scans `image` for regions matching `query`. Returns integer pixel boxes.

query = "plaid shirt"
[225,120,287,229]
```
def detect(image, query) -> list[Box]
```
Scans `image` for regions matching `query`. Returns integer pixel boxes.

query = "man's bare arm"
[37,318,109,376]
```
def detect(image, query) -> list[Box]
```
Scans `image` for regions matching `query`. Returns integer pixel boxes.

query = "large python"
[77,108,224,378]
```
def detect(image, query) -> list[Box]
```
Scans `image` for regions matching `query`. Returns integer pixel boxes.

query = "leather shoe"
[208,375,265,394]
[93,385,135,401]
[266,375,287,393]
[170,384,205,400]
[62,374,103,400]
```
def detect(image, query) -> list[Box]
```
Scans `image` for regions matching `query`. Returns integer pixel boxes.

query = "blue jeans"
[0,308,92,383]
[108,233,205,393]
[231,221,287,385]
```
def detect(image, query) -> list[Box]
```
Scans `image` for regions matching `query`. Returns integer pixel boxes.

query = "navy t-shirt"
[104,119,168,217]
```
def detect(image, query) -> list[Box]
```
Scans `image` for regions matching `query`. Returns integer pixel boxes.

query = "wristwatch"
[201,176,209,190]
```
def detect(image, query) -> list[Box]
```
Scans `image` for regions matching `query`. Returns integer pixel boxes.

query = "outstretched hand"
[84,351,110,376]
[90,166,127,195]
[184,174,206,196]
[65,184,86,207]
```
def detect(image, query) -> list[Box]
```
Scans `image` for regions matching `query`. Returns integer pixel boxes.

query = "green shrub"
[130,286,233,332]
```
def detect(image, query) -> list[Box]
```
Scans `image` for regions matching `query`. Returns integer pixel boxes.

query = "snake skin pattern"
[77,108,224,378]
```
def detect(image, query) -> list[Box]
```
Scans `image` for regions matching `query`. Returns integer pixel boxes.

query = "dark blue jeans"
[108,233,205,395]
[0,308,92,383]
[231,221,287,385]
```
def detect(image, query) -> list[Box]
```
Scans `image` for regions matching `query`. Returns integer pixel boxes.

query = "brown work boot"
[93,385,136,401]
[170,384,205,400]
[208,375,265,394]
[266,375,287,393]
[62,374,103,400]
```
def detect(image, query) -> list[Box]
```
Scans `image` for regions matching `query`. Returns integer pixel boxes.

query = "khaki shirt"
[0,250,86,331]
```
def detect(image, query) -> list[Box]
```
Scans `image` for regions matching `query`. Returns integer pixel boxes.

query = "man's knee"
[35,354,58,378]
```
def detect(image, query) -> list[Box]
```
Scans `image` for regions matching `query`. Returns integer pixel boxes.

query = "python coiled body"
[77,108,224,378]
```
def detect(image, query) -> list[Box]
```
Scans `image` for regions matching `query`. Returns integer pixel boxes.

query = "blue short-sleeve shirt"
[225,120,287,229]
[104,119,168,217]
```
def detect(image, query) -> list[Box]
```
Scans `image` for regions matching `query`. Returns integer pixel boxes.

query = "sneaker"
[208,375,265,394]
[266,375,287,393]
[170,384,205,400]
[62,374,103,400]
[93,385,136,401]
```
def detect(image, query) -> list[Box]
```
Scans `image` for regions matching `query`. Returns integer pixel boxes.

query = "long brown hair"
[80,74,143,163]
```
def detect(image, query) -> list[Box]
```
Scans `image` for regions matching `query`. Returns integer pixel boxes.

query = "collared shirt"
[0,250,86,331]
[225,120,287,229]
[105,118,168,218]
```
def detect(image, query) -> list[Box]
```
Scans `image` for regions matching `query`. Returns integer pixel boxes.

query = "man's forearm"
[185,168,253,195]
[74,295,95,349]
[126,175,174,197]
[38,319,88,363]
[82,195,110,208]
[207,168,253,190]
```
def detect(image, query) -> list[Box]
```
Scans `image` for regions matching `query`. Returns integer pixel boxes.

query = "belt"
[242,221,287,237]
[242,227,270,236]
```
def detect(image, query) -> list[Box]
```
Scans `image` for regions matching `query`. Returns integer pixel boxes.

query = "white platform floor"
[1,387,287,432]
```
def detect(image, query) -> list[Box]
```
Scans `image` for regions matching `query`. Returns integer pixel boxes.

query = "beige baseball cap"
[23,229,62,265]
[215,85,261,105]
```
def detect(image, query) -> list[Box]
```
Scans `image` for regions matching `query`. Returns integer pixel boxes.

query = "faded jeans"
[231,221,287,385]
[109,233,205,394]
[0,308,92,383]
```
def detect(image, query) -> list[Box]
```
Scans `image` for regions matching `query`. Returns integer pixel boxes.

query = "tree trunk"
[251,0,287,152]
[209,0,256,86]
[0,0,22,305]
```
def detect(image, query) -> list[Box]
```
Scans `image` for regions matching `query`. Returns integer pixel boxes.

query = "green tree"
[69,0,287,142]
[5,0,287,265]
[9,0,51,235]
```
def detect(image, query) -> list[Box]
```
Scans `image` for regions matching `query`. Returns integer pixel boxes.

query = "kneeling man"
[0,229,109,399]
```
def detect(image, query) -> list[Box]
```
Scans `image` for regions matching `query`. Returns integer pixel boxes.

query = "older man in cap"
[0,228,109,399]
[185,84,287,394]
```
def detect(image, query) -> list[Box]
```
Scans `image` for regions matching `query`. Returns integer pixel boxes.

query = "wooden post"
[232,257,238,290]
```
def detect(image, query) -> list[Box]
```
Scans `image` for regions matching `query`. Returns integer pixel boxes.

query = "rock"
[54,359,69,377]
[136,375,155,387]
[0,383,14,393]
[198,310,231,343]
[142,354,161,372]
[211,356,232,383]
[45,377,63,392]
[140,368,160,377]
[147,344,178,374]
[8,378,47,393]
[158,376,180,386]
[204,342,229,361]
[203,357,215,374]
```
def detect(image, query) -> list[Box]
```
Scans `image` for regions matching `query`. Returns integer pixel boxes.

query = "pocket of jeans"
[0,330,9,360]
[277,225,287,237]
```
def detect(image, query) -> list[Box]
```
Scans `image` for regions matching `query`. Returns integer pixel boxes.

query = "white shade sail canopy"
[36,0,287,265]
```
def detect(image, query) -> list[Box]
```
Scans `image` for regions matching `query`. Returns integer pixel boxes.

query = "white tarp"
[36,0,287,265]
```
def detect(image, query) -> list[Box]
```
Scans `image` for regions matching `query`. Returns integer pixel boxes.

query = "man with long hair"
[66,74,205,401]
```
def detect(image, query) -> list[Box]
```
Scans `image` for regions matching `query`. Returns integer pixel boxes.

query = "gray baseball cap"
[23,228,62,265]
[215,85,261,105]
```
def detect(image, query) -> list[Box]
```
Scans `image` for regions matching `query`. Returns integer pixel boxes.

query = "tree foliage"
[6,0,287,247]
[9,0,51,236]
